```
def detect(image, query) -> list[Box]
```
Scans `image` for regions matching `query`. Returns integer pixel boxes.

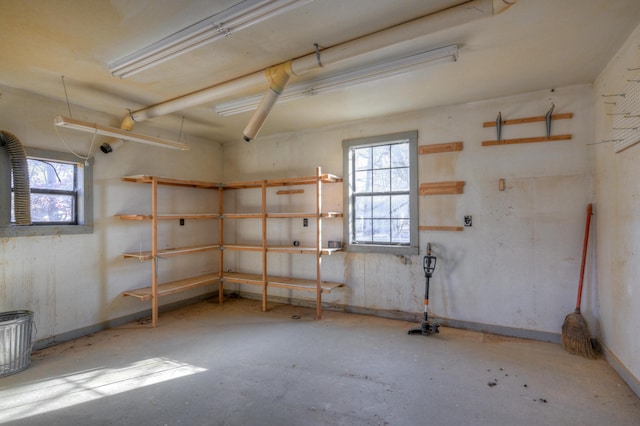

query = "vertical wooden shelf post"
[151,177,159,328]
[218,186,224,304]
[316,166,323,319]
[261,180,268,312]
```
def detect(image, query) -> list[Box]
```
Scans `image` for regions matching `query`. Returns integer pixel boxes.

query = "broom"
[562,203,598,359]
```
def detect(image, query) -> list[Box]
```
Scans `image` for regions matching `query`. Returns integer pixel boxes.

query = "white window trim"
[0,147,93,237]
[342,130,419,255]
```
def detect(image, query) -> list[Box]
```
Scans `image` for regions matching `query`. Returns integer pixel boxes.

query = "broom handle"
[576,204,593,313]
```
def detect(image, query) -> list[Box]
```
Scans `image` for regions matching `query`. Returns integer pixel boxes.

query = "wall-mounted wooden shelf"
[482,134,572,147]
[418,141,463,155]
[483,113,573,128]
[419,226,464,232]
[419,181,465,195]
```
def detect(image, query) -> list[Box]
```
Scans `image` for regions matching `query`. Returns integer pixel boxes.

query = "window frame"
[342,131,419,255]
[0,147,93,237]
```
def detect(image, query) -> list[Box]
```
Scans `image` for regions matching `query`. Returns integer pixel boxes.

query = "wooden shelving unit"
[117,168,344,325]
[220,167,344,319]
[117,176,222,327]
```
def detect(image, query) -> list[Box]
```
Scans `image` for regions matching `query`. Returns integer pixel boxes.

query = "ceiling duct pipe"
[243,61,294,141]
[102,0,516,150]
[0,130,31,225]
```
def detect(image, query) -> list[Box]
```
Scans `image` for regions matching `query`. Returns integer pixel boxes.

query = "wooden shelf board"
[483,113,573,128]
[223,213,262,219]
[267,212,343,219]
[223,244,263,252]
[276,189,304,195]
[122,175,221,189]
[418,141,463,155]
[419,181,465,195]
[224,174,342,190]
[122,244,220,260]
[482,134,572,146]
[121,273,219,301]
[419,226,464,232]
[267,246,342,255]
[222,272,343,293]
[118,213,219,220]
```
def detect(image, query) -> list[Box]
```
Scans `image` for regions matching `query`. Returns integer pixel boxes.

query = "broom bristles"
[562,312,598,359]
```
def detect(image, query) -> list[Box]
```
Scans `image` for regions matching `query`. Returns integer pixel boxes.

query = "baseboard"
[33,291,218,351]
[600,343,640,399]
[232,290,562,343]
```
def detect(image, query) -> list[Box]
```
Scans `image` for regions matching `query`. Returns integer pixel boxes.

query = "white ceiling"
[2,0,640,145]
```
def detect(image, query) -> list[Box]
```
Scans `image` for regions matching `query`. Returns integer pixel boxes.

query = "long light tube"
[54,115,189,151]
[109,0,312,78]
[215,44,458,117]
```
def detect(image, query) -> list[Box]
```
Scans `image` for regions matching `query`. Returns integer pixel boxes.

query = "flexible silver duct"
[0,130,31,225]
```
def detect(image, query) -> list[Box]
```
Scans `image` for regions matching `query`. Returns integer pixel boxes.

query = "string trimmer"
[408,243,439,335]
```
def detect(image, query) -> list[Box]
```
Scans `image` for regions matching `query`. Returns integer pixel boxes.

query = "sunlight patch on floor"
[0,357,207,423]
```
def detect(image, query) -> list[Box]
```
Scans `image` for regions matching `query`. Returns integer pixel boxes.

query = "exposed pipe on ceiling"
[102,0,516,151]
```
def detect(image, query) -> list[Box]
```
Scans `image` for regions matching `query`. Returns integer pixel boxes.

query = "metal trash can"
[0,310,35,377]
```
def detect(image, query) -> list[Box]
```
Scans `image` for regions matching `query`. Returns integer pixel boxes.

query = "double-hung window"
[343,131,418,255]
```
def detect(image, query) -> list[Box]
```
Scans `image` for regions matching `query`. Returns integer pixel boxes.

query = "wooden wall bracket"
[418,141,463,155]
[419,181,465,195]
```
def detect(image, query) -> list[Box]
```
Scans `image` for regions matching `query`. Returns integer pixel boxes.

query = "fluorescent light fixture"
[110,0,311,78]
[54,115,189,151]
[215,44,458,116]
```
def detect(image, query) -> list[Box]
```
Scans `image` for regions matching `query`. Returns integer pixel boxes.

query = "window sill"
[345,243,419,255]
[0,224,93,238]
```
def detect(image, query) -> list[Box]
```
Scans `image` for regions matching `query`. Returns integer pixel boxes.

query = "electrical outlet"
[464,215,472,227]
[180,218,185,226]
[303,218,308,227]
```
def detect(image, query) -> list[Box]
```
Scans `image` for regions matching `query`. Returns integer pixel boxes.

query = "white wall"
[222,84,595,338]
[0,85,223,343]
[593,23,640,391]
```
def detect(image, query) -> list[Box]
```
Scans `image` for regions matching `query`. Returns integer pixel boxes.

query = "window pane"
[391,194,409,218]
[354,196,372,219]
[372,145,390,169]
[354,219,372,241]
[372,169,390,192]
[391,167,409,192]
[354,170,371,193]
[372,195,390,219]
[391,219,410,243]
[372,219,390,242]
[354,147,371,171]
[390,142,409,167]
[30,193,74,222]
[28,160,75,191]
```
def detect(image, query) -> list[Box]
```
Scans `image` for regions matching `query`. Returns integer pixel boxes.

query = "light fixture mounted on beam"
[54,115,189,152]
[109,0,312,79]
[215,44,458,117]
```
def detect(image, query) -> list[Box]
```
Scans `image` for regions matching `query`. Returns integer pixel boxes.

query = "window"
[1,147,93,237]
[343,131,418,254]
[13,159,77,224]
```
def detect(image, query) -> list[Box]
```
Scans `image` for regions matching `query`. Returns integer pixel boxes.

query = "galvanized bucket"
[0,310,35,377]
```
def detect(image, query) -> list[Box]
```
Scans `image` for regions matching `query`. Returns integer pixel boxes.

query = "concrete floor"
[1,297,639,426]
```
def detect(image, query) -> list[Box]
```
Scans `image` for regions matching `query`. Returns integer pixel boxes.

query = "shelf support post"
[316,166,323,319]
[151,177,159,327]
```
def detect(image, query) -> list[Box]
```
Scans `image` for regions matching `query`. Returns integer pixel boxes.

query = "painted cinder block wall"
[592,22,640,395]
[222,84,595,342]
[0,85,223,343]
